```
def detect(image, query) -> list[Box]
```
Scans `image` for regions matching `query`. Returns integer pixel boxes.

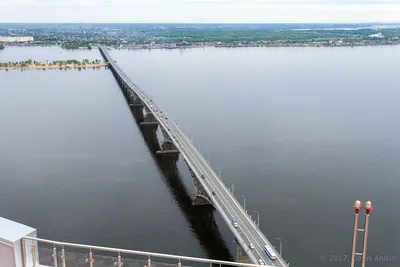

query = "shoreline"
[117,43,400,50]
[0,63,108,70]
[2,42,400,51]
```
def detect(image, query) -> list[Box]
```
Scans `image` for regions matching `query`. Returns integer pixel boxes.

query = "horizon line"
[1,21,400,24]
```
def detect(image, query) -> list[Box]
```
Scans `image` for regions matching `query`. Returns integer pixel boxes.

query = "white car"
[258,259,265,265]
[249,243,255,249]
[232,219,238,228]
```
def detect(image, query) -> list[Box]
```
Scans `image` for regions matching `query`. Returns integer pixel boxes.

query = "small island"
[0,59,107,70]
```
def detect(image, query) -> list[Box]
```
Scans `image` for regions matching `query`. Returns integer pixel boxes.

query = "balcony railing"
[22,236,273,267]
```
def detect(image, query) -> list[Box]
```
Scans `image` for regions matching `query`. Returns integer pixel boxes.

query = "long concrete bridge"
[98,46,289,267]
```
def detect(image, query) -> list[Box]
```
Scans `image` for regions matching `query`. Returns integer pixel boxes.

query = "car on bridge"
[232,219,238,228]
[249,243,255,249]
[201,174,205,179]
[258,259,265,265]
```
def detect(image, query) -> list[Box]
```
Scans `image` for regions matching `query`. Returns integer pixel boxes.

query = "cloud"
[315,0,400,4]
[1,0,400,22]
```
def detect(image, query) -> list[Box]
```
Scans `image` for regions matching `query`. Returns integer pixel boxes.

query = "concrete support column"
[235,242,251,264]
[188,169,212,206]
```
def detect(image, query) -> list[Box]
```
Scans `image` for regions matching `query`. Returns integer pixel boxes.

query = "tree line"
[0,59,104,68]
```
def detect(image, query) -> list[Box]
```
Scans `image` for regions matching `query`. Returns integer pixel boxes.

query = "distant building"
[368,33,384,38]
[0,36,34,42]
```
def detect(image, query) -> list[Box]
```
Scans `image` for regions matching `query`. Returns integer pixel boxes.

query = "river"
[0,45,399,267]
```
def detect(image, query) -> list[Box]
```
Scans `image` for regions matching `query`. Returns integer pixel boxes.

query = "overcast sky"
[0,0,399,23]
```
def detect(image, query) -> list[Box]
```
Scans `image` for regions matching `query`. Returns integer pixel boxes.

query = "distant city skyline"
[0,0,400,23]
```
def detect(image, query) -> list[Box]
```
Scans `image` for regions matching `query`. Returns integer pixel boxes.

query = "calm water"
[0,46,399,267]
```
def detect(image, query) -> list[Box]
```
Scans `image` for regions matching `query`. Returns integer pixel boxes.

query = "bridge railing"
[22,236,274,267]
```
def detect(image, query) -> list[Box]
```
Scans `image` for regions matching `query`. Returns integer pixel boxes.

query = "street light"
[254,211,260,227]
[276,238,283,257]
[216,165,221,178]
[241,195,246,211]
[228,181,234,195]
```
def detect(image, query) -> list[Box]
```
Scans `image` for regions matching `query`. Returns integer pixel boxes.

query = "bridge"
[98,46,289,267]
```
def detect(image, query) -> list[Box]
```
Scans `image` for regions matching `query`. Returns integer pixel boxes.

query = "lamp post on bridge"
[205,154,210,163]
[276,237,283,257]
[254,211,260,227]
[241,195,246,211]
[228,181,234,195]
[216,165,221,178]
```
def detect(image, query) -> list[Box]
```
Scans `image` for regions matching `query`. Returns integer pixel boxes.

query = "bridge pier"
[235,242,252,264]
[156,139,179,157]
[140,113,158,128]
[141,126,161,153]
[122,83,129,97]
[129,98,144,122]
[127,91,138,104]
[156,128,179,157]
[189,168,212,206]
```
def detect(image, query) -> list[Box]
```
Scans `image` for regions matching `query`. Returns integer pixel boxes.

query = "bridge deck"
[98,46,288,267]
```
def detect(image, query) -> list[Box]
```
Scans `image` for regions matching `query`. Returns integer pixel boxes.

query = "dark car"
[201,174,205,179]
[212,191,216,196]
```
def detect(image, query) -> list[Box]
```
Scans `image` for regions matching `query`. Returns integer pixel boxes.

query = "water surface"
[0,45,399,267]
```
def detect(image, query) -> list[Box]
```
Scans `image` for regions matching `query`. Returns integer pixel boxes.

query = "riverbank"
[0,57,108,71]
[112,41,400,51]
[3,40,400,51]
[0,63,107,70]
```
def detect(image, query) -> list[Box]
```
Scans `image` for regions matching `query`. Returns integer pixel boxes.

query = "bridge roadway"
[99,46,288,267]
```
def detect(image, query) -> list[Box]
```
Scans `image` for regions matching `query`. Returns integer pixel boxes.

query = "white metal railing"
[23,236,273,267]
